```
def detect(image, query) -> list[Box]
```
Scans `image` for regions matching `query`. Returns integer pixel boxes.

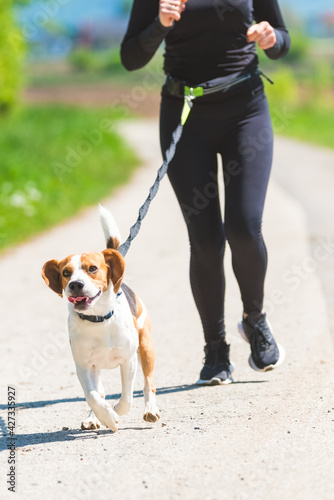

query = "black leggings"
[160,75,273,343]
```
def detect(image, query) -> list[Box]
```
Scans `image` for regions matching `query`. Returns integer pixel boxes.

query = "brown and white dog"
[41,205,160,431]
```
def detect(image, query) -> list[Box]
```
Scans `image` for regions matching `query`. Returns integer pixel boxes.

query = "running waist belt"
[164,68,273,125]
[165,68,269,97]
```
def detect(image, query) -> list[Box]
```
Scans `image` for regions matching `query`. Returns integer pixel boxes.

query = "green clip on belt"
[179,69,273,126]
[181,85,204,125]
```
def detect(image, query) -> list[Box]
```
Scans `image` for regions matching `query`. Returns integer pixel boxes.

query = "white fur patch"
[137,300,147,330]
[71,254,82,271]
[99,205,122,244]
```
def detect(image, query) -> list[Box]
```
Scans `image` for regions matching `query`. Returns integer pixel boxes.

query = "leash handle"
[181,96,193,125]
[181,86,203,125]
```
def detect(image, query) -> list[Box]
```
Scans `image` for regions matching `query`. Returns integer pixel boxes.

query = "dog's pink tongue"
[68,296,88,304]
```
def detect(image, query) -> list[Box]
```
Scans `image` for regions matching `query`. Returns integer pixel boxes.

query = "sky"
[15,0,334,47]
[280,0,333,17]
[18,0,334,27]
[17,0,124,29]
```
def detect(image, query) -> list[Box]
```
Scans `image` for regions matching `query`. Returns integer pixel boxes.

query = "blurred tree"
[120,0,132,15]
[284,30,310,63]
[257,28,311,68]
[0,0,27,114]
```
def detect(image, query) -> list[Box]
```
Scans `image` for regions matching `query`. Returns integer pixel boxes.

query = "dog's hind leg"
[138,326,160,423]
[114,355,137,416]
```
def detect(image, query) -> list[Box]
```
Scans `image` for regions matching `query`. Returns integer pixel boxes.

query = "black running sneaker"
[238,312,285,372]
[196,339,234,385]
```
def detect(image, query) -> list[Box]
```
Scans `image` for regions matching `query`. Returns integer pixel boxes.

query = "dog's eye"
[89,266,98,273]
[62,269,71,278]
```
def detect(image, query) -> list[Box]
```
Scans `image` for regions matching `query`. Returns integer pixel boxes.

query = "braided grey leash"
[118,121,184,257]
[118,69,270,257]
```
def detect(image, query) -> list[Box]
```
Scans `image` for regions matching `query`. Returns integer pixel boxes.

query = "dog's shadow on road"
[0,380,266,412]
[0,381,266,450]
[0,384,199,450]
[0,417,115,452]
[0,383,201,412]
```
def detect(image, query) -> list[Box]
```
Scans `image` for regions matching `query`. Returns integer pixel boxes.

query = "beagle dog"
[42,206,160,431]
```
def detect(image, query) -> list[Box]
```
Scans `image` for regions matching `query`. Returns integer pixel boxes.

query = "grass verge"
[27,58,334,151]
[261,64,334,150]
[0,105,139,252]
[268,98,334,150]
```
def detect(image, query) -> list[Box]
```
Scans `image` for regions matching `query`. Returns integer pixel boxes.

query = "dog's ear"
[42,260,63,297]
[102,249,125,294]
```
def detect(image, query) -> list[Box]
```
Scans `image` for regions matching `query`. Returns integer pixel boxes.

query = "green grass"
[255,64,334,150]
[255,38,334,149]
[269,99,334,149]
[0,105,139,252]
[26,53,334,151]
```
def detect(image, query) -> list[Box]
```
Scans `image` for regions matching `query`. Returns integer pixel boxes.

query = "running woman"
[121,0,290,385]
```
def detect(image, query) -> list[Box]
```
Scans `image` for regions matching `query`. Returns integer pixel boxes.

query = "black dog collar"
[77,291,122,323]
[77,310,114,323]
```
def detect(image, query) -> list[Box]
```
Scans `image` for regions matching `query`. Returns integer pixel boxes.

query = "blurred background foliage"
[0,0,27,113]
[0,0,333,251]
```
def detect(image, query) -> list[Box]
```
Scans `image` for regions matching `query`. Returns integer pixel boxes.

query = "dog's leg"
[76,366,119,431]
[81,409,101,430]
[114,355,137,416]
[81,369,104,430]
[138,327,160,423]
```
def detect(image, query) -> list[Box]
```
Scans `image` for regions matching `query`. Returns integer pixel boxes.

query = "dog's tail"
[99,205,121,251]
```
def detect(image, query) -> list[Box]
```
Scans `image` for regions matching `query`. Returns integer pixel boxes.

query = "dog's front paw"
[143,403,161,423]
[100,407,119,432]
[81,410,101,430]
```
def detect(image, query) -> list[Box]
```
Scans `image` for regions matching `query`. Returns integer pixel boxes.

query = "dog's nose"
[69,281,85,293]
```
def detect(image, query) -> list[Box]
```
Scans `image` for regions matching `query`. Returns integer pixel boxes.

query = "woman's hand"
[247,21,277,50]
[159,0,187,28]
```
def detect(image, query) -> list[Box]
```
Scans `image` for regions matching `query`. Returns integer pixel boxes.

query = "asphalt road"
[271,137,334,340]
[0,120,333,500]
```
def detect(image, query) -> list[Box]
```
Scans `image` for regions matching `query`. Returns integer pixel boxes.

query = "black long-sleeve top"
[121,0,290,84]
